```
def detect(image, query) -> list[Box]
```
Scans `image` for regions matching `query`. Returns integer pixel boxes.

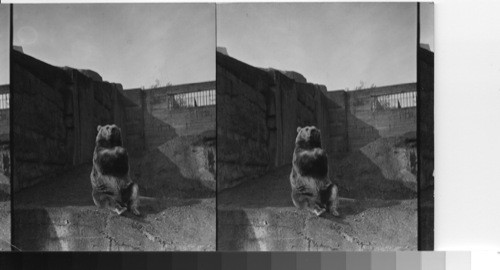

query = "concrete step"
[13,162,216,251]
[218,163,417,251]
[218,199,417,251]
[14,198,215,251]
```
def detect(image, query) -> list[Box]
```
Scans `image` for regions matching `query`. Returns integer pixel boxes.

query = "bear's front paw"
[313,208,326,217]
[113,206,127,215]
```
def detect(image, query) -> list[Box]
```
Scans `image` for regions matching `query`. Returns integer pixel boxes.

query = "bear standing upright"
[90,124,140,216]
[290,126,339,216]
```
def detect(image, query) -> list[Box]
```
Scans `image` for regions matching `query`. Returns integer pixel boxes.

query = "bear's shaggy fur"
[90,124,140,216]
[290,126,339,216]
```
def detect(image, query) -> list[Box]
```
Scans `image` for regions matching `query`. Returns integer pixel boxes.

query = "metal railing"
[168,89,215,109]
[372,91,416,111]
[0,94,9,110]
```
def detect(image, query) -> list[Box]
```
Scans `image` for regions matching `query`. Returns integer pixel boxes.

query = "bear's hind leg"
[92,189,127,215]
[122,182,141,216]
[321,184,340,217]
[291,188,326,216]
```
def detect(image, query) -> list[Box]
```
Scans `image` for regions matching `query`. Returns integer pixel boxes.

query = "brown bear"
[90,124,140,216]
[290,126,339,217]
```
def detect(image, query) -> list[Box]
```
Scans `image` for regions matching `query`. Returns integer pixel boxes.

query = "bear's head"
[295,126,322,149]
[96,124,123,148]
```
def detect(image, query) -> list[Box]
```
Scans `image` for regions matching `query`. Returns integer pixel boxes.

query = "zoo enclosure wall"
[11,49,216,192]
[217,51,418,191]
[123,81,216,155]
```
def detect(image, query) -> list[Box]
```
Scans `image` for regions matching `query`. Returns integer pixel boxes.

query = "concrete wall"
[123,82,216,154]
[12,51,127,191]
[325,91,350,158]
[217,53,274,190]
[67,68,128,166]
[271,71,332,167]
[217,52,332,190]
[142,82,215,151]
[328,83,417,152]
[122,89,146,155]
[122,82,217,193]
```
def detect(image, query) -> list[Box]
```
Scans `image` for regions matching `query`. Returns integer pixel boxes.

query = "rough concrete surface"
[0,173,10,251]
[0,201,10,251]
[14,164,215,251]
[218,164,417,251]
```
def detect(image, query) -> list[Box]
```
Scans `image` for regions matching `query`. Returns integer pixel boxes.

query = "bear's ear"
[297,127,302,133]
[97,125,102,132]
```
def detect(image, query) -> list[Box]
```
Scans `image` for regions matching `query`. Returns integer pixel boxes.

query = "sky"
[420,2,435,52]
[217,3,417,91]
[13,4,215,89]
[0,6,9,85]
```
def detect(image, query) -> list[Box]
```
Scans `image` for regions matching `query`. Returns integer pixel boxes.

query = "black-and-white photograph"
[217,2,422,251]
[0,4,11,252]
[11,3,216,251]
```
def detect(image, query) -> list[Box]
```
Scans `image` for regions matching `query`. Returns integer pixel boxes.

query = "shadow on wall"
[130,129,216,199]
[325,89,418,200]
[324,91,381,157]
[333,133,418,200]
[124,89,216,199]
